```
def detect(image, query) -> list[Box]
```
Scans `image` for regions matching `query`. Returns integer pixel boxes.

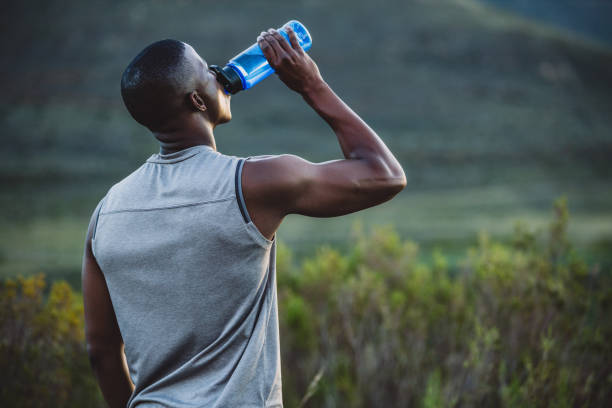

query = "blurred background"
[1,0,611,406]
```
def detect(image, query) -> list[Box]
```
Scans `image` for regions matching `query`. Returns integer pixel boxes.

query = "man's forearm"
[89,349,134,407]
[301,80,404,180]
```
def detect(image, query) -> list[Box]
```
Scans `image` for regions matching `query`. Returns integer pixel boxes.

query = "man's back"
[92,145,282,407]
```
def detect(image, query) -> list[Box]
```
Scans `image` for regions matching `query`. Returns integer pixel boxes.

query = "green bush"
[1,199,610,407]
[278,199,612,407]
[0,274,103,407]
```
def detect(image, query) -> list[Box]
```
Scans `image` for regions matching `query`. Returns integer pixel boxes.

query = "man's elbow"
[354,170,406,203]
[387,173,407,194]
[365,155,407,194]
[379,172,406,199]
[378,162,407,196]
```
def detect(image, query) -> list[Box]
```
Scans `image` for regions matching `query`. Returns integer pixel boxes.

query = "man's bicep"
[291,158,399,217]
[244,154,392,218]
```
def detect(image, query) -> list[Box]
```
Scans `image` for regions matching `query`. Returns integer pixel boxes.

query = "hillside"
[1,0,611,281]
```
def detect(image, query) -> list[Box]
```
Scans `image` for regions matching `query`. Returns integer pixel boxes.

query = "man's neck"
[154,118,217,155]
[158,138,216,155]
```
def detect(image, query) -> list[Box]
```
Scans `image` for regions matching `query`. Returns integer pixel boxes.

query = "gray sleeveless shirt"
[92,145,282,407]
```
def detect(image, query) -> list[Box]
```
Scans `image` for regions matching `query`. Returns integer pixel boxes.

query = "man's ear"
[189,91,207,112]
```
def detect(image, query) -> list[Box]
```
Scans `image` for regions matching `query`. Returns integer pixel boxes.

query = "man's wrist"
[301,79,329,99]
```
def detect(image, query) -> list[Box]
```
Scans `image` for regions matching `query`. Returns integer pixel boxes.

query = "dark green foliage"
[278,200,612,407]
[0,274,104,407]
[1,201,610,407]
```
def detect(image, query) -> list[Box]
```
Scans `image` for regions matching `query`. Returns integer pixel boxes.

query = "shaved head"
[121,39,197,131]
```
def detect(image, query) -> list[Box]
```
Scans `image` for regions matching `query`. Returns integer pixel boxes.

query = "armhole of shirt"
[234,158,275,248]
[91,196,106,259]
[234,158,251,224]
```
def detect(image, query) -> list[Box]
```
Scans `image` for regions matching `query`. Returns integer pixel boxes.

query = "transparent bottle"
[210,20,312,94]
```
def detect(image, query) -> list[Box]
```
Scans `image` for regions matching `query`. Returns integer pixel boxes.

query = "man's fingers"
[263,29,290,63]
[258,34,278,64]
[270,28,294,55]
[285,26,304,54]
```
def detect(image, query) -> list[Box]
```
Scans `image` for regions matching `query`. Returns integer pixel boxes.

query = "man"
[82,26,405,407]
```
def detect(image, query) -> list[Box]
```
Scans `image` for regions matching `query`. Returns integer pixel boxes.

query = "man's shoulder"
[108,162,149,193]
[95,160,152,214]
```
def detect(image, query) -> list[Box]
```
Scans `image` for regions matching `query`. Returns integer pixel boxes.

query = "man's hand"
[257,27,324,94]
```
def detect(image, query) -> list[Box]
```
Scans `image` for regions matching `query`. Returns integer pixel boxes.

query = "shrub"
[278,199,612,407]
[0,274,103,407]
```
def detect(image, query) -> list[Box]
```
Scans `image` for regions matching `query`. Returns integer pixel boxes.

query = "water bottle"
[210,20,312,94]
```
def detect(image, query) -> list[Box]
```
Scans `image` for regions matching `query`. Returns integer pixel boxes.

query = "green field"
[1,0,611,286]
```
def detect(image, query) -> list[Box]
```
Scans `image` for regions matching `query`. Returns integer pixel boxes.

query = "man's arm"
[241,27,406,240]
[82,202,134,407]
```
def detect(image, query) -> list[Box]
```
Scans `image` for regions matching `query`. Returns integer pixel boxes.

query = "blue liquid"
[227,20,312,90]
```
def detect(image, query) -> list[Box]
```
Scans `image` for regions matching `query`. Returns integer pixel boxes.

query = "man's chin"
[219,113,232,124]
